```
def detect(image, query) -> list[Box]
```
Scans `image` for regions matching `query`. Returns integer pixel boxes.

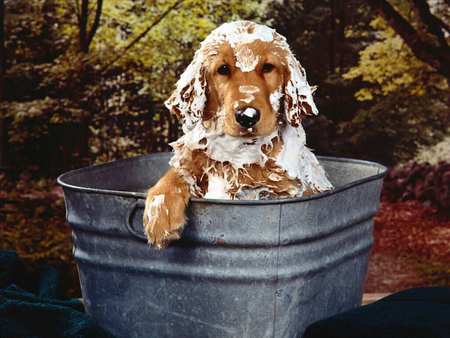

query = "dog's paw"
[143,191,186,249]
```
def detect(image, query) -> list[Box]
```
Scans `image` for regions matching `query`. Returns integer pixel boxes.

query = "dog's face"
[166,21,318,137]
[204,40,287,137]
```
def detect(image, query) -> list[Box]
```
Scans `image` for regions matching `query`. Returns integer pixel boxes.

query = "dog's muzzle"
[235,107,260,128]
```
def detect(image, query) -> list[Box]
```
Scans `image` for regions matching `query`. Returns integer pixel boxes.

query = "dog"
[143,21,333,249]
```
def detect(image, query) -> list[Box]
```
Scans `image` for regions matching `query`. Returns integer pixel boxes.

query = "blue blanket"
[0,251,115,338]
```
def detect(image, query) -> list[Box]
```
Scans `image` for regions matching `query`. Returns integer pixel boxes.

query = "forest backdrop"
[1,0,449,169]
[0,0,449,293]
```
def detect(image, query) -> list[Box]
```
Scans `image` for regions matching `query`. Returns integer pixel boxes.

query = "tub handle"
[125,199,148,241]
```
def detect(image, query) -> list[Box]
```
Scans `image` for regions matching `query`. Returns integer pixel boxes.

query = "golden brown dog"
[143,21,332,249]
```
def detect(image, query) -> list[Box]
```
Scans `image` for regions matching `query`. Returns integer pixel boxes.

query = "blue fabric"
[303,287,450,338]
[0,251,115,338]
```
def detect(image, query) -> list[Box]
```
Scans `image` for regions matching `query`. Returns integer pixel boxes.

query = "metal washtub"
[58,153,387,338]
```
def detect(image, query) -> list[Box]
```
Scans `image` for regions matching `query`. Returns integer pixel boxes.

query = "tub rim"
[57,153,387,205]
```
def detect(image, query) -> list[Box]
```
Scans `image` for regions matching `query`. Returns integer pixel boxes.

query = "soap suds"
[275,125,333,193]
[239,85,259,105]
[284,54,318,127]
[146,194,166,223]
[270,88,283,113]
[204,21,275,49]
[170,121,278,170]
[152,194,164,208]
[235,186,273,200]
[239,85,259,94]
[235,45,259,72]
[204,175,231,199]
[240,96,254,104]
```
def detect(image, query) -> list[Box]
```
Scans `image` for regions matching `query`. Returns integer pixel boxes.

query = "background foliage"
[1,0,448,170]
[1,0,271,169]
[0,0,449,293]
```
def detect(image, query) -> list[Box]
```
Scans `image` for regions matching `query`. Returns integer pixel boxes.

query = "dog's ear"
[165,49,208,131]
[283,52,318,128]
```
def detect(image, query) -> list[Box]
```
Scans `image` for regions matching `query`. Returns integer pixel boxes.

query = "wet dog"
[143,21,332,249]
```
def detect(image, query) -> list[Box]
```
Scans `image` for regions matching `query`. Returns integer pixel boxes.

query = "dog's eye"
[262,63,275,73]
[217,64,230,76]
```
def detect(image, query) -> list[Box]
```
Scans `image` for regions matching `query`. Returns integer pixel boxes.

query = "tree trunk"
[78,0,103,53]
[329,0,336,74]
[86,0,102,49]
[0,0,4,100]
[337,0,346,72]
[79,0,89,53]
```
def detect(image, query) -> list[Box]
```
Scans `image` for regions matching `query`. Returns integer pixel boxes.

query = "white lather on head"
[165,20,318,132]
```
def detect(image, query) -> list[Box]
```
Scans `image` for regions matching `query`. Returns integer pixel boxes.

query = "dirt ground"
[365,200,450,292]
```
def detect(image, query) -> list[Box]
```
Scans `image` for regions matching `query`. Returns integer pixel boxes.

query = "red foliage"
[382,161,450,211]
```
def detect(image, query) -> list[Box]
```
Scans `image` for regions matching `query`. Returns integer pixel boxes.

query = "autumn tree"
[1,0,270,170]
[341,1,449,164]
[366,0,450,78]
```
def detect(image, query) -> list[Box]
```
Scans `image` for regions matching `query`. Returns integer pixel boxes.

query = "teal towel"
[0,251,115,338]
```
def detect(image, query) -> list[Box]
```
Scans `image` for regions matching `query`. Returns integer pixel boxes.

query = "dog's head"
[165,21,318,137]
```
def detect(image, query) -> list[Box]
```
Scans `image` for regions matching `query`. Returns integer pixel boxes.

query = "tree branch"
[79,0,89,53]
[432,14,450,34]
[102,0,183,72]
[366,0,450,78]
[410,0,448,48]
[85,0,103,50]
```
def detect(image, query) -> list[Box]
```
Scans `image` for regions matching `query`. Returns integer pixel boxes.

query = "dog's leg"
[143,168,190,249]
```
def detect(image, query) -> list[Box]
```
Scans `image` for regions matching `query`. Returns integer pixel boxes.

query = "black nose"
[235,107,260,128]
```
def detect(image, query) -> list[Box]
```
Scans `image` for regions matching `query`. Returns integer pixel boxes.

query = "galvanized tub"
[58,153,387,338]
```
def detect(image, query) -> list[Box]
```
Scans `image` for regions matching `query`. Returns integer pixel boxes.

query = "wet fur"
[144,22,323,249]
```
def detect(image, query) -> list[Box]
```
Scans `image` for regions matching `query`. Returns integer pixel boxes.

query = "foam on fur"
[165,21,333,199]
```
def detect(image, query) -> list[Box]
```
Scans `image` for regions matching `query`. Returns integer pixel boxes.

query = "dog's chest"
[202,162,300,200]
[203,177,281,200]
[170,124,333,200]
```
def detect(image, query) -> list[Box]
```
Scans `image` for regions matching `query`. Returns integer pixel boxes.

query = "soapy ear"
[283,52,319,128]
[165,49,208,131]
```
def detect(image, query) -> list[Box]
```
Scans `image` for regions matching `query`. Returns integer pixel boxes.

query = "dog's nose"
[235,107,260,128]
